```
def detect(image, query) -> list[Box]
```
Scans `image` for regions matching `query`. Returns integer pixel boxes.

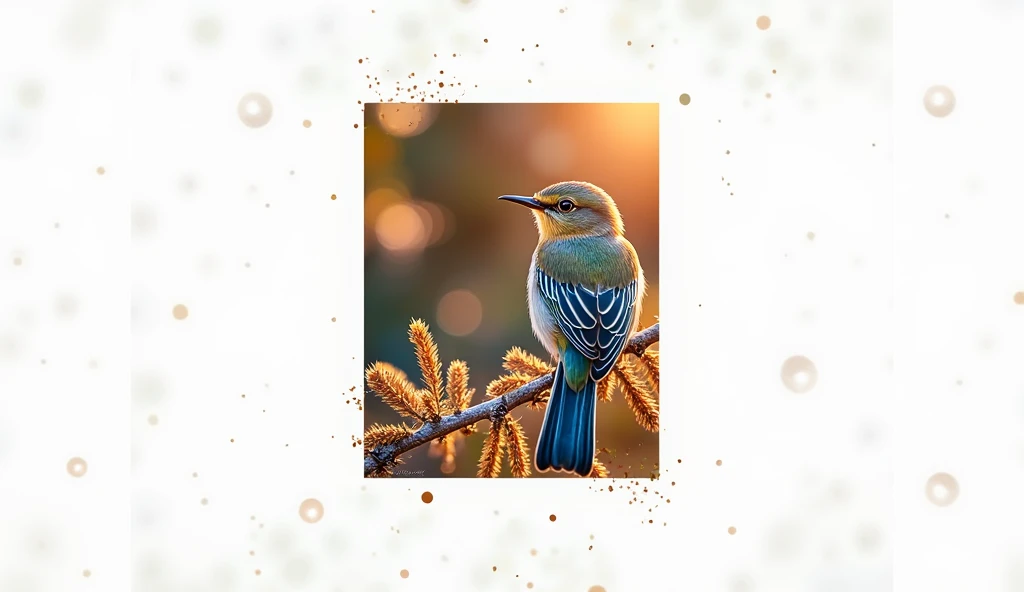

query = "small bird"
[499,181,645,476]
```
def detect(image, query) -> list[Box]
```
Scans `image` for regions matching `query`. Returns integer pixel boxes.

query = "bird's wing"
[536,267,638,382]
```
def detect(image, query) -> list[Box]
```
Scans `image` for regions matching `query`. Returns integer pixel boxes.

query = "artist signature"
[392,469,426,476]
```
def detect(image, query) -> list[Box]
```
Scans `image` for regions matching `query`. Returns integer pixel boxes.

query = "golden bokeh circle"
[436,289,483,336]
[780,355,817,393]
[67,457,88,477]
[299,498,324,523]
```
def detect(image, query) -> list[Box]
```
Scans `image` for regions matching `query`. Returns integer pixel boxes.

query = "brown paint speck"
[255,569,261,576]
[679,93,691,105]
[549,514,557,522]
[728,526,737,535]
[82,570,91,578]
[330,193,337,200]
[716,459,722,466]
[96,166,105,175]
[172,304,189,320]
[331,317,336,322]
[484,38,488,43]
[421,491,433,504]
[1014,291,1024,305]
[627,40,632,46]
[354,124,359,129]
[492,566,497,572]
[302,120,311,128]
[757,15,771,30]
[400,569,410,579]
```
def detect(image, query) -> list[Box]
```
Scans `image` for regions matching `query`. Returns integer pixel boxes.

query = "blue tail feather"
[535,363,597,476]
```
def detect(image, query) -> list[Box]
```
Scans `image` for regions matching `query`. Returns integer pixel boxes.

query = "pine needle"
[477,418,506,477]
[503,417,531,477]
[597,372,617,402]
[363,423,413,451]
[409,319,444,420]
[376,362,411,384]
[446,360,472,412]
[503,347,554,377]
[589,458,609,478]
[486,372,533,399]
[614,360,660,432]
[366,362,426,421]
[640,350,659,390]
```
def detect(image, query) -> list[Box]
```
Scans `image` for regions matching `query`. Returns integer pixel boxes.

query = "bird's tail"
[535,362,597,476]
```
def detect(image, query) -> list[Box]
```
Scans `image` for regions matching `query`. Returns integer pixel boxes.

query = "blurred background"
[363,103,660,477]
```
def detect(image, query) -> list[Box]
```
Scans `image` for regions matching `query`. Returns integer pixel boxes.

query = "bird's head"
[498,181,625,240]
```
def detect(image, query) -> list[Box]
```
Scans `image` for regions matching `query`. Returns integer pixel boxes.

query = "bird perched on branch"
[499,181,645,476]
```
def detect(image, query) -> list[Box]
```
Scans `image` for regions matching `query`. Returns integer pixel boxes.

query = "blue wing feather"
[536,267,637,382]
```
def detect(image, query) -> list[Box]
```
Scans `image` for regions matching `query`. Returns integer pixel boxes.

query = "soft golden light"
[299,498,324,523]
[375,103,439,138]
[67,457,88,477]
[781,355,817,393]
[436,289,483,336]
[417,201,452,245]
[375,203,428,252]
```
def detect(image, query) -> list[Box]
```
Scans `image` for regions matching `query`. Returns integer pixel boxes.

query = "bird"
[499,181,645,476]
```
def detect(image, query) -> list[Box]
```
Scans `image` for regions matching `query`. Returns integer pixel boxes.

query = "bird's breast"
[527,254,561,359]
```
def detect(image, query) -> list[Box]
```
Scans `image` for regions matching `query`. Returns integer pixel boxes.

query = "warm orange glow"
[375,103,440,138]
[416,201,452,245]
[376,203,428,252]
[436,289,483,336]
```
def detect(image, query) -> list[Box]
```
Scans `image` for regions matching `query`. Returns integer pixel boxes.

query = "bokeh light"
[436,289,483,336]
[925,472,959,507]
[375,103,440,138]
[923,85,956,118]
[375,203,428,253]
[299,498,324,523]
[66,456,88,477]
[781,355,818,394]
[237,92,273,128]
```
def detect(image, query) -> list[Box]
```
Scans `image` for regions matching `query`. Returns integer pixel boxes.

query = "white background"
[1,0,1020,590]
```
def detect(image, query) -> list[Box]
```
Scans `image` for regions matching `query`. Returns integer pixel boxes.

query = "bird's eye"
[557,199,575,212]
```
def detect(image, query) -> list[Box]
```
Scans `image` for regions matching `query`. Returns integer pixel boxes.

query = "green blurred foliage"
[364,103,659,478]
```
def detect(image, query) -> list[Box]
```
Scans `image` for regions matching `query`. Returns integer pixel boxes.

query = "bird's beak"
[498,195,547,211]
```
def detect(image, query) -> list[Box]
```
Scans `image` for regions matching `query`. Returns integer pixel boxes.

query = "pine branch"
[503,347,554,376]
[364,423,414,450]
[504,417,531,478]
[446,360,472,412]
[640,350,659,390]
[364,323,659,476]
[477,417,506,477]
[614,359,660,432]
[409,319,444,421]
[365,362,427,421]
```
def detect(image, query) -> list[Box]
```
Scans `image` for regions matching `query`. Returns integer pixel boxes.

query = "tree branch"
[364,322,660,476]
